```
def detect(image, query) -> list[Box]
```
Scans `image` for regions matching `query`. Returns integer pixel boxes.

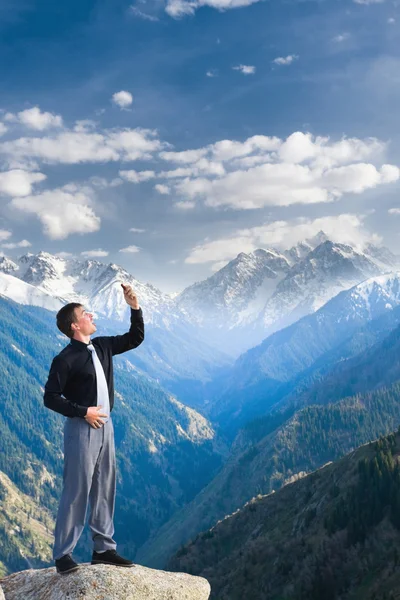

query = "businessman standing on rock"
[44,283,144,574]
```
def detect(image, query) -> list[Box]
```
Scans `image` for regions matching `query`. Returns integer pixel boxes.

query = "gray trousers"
[53,415,117,560]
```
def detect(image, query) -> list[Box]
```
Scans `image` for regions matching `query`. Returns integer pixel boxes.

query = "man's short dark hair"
[56,303,83,339]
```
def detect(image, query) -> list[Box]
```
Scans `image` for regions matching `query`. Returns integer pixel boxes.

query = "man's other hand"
[85,406,108,429]
[121,283,140,310]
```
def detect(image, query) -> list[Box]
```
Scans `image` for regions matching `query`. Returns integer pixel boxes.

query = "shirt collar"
[69,337,93,351]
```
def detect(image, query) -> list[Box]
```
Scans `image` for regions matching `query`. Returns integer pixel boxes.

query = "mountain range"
[175,232,400,354]
[168,427,400,600]
[0,251,232,410]
[2,231,400,588]
[1,232,399,361]
[136,301,400,567]
[206,270,400,436]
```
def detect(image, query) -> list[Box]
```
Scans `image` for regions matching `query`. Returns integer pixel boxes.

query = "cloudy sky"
[0,0,400,293]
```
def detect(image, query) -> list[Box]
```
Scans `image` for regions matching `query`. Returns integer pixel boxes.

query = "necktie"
[87,343,110,423]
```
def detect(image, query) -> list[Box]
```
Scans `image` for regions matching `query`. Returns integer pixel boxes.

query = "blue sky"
[0,0,399,293]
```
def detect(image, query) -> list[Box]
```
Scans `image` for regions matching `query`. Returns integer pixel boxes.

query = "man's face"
[72,306,97,337]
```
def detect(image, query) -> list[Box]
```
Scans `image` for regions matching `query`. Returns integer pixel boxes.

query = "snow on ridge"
[0,271,62,311]
[354,270,400,291]
[176,245,290,326]
[0,250,175,324]
[11,344,25,356]
[1,236,399,360]
[348,271,400,316]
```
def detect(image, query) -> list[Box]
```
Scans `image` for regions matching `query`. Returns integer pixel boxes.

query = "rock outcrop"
[0,563,211,600]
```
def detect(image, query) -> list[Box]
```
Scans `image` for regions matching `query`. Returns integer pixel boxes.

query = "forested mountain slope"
[169,429,400,600]
[137,380,400,569]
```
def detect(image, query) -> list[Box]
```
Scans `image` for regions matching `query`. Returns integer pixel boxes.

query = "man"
[44,282,144,575]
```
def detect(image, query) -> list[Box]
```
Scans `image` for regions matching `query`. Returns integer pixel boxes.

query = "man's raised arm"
[44,355,88,418]
[107,305,145,356]
[101,283,145,356]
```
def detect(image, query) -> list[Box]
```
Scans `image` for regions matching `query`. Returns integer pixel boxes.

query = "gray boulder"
[0,563,211,600]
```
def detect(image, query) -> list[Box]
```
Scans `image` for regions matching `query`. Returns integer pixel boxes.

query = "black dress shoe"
[91,549,136,567]
[55,554,79,574]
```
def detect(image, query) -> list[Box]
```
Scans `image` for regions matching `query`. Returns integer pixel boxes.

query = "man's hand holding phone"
[121,283,140,310]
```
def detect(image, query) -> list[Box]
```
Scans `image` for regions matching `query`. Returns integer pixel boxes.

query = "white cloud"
[375,163,399,183]
[199,159,226,175]
[167,159,225,177]
[388,208,400,215]
[186,235,256,264]
[160,132,398,210]
[213,136,280,161]
[174,200,196,210]
[160,135,280,165]
[185,213,380,265]
[160,148,208,164]
[353,0,384,4]
[159,167,195,178]
[119,245,141,253]
[388,17,395,24]
[129,227,146,232]
[0,123,8,137]
[319,163,399,194]
[81,249,109,258]
[0,230,12,242]
[74,120,97,133]
[175,162,397,210]
[55,251,74,258]
[278,133,386,167]
[154,184,171,195]
[165,0,260,17]
[0,127,163,165]
[119,169,156,183]
[232,64,256,75]
[10,187,101,240]
[176,164,329,208]
[159,162,225,179]
[272,55,299,66]
[89,176,123,188]
[16,107,63,131]
[112,91,133,108]
[0,169,46,197]
[210,260,230,272]
[231,154,274,168]
[332,33,350,43]
[165,0,197,16]
[206,69,218,77]
[1,239,31,249]
[252,214,382,251]
[130,5,159,21]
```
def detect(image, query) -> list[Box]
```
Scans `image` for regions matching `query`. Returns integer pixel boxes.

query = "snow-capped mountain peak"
[173,235,400,355]
[0,251,175,326]
[17,251,68,287]
[176,247,290,322]
[259,239,384,326]
[341,271,400,321]
[0,256,19,275]
[363,243,400,271]
[305,229,330,247]
[1,234,399,359]
[0,271,62,311]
